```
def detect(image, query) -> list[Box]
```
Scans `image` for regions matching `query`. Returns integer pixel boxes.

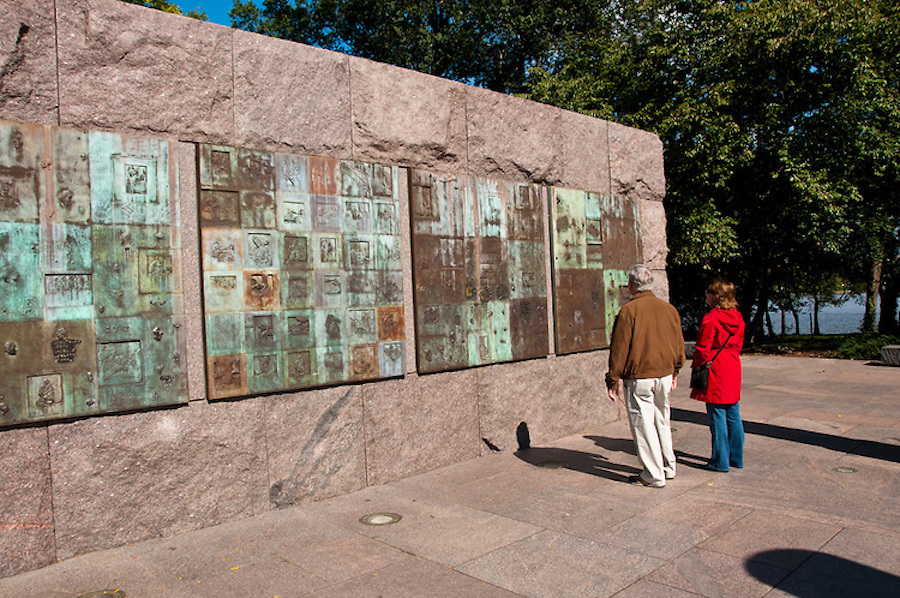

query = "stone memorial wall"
[0,0,669,577]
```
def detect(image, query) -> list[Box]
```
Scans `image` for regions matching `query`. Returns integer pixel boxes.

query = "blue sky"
[186,0,235,27]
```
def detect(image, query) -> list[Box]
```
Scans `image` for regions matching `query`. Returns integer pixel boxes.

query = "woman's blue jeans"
[706,402,744,471]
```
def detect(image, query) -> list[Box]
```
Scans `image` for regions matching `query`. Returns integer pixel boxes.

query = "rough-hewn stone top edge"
[104,0,658,144]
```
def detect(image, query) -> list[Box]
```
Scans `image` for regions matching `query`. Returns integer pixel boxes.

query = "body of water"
[766,295,880,335]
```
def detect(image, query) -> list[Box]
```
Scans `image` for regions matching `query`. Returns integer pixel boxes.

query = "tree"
[527,0,899,340]
[120,0,209,20]
[229,0,612,93]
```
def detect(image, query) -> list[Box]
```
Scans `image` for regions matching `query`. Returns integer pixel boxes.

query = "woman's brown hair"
[708,278,739,310]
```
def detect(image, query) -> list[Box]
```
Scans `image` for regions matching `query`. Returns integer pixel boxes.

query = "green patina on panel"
[410,170,549,374]
[0,119,187,426]
[550,187,643,354]
[199,146,406,399]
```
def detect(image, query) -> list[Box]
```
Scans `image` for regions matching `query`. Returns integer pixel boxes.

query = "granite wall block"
[0,0,58,124]
[466,86,564,185]
[49,400,269,559]
[265,386,367,509]
[639,199,669,271]
[477,352,616,454]
[651,269,671,303]
[178,142,207,402]
[0,428,55,577]
[362,370,481,485]
[233,29,353,156]
[350,57,469,172]
[55,0,234,141]
[559,109,610,194]
[608,121,666,203]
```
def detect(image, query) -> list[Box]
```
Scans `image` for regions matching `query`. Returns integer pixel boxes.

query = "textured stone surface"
[177,142,206,402]
[264,386,366,509]
[559,108,610,194]
[396,169,417,375]
[466,86,564,184]
[363,371,481,485]
[639,199,668,269]
[350,57,468,172]
[477,352,616,454]
[0,428,55,577]
[0,0,58,124]
[234,29,352,156]
[881,345,900,366]
[651,269,671,302]
[457,529,664,597]
[609,121,666,202]
[50,400,269,559]
[56,0,233,140]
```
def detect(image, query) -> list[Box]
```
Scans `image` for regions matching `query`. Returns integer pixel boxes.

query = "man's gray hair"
[629,265,654,292]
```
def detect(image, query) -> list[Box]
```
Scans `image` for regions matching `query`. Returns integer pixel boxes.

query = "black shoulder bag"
[689,330,734,390]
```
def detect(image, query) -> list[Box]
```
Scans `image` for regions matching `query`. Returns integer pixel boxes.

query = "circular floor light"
[833,466,858,474]
[359,512,402,526]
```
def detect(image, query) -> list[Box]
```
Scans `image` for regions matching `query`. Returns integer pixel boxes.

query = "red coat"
[690,308,745,404]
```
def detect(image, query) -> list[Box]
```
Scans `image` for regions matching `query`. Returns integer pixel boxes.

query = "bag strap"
[699,329,735,367]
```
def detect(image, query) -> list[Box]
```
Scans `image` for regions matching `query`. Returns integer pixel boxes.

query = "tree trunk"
[747,293,768,345]
[879,262,899,334]
[792,309,800,335]
[813,296,821,335]
[862,258,882,333]
[765,307,774,336]
[780,304,786,335]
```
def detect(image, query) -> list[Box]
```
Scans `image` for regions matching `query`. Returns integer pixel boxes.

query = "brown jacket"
[605,291,685,388]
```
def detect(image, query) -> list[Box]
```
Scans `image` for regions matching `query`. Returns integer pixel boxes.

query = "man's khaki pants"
[624,375,676,487]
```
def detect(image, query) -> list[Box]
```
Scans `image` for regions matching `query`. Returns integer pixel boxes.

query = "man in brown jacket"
[606,265,685,487]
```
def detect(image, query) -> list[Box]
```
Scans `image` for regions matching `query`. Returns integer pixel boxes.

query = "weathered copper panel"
[550,187,643,354]
[308,156,341,195]
[379,341,404,377]
[410,169,549,373]
[199,145,405,398]
[0,223,42,322]
[349,343,378,381]
[600,195,642,270]
[0,121,42,224]
[510,297,549,360]
[52,127,91,224]
[377,305,405,342]
[0,119,187,426]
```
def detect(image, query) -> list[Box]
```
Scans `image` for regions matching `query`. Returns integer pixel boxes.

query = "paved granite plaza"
[1,355,897,597]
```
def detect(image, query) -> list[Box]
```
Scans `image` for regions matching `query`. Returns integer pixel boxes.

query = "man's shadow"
[582,434,712,471]
[513,421,711,483]
[514,445,640,483]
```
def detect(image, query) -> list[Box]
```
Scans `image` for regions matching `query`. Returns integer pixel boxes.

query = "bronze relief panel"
[199,144,406,399]
[410,169,550,374]
[0,119,187,426]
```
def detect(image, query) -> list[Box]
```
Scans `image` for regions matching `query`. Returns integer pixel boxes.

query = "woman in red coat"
[691,278,746,471]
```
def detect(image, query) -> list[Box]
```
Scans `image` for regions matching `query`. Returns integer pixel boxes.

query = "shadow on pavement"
[746,549,900,598]
[671,407,900,463]
[513,446,639,483]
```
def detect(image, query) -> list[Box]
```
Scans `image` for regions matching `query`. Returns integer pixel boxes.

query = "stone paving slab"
[310,555,521,598]
[0,355,898,598]
[647,547,790,598]
[456,530,665,598]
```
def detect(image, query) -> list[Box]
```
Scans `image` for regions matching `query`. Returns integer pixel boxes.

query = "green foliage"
[228,0,613,93]
[120,0,209,20]
[749,333,900,360]
[526,0,900,339]
[835,334,900,360]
